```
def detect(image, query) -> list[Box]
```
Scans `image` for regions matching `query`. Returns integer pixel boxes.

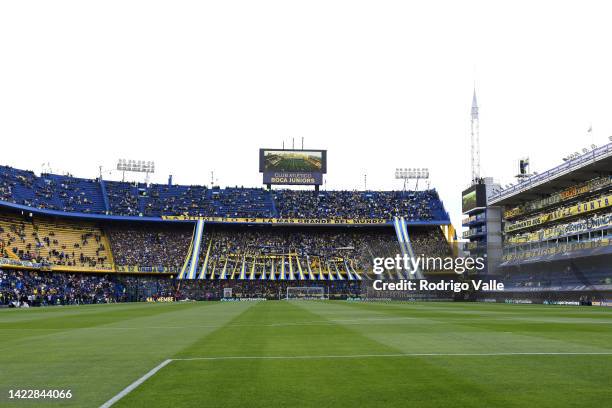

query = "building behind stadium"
[479,142,612,304]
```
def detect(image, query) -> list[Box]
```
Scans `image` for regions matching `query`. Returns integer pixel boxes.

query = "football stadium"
[3,2,612,408]
[1,141,612,407]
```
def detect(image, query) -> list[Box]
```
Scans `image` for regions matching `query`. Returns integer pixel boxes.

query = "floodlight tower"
[117,159,155,184]
[470,87,481,184]
[395,168,429,190]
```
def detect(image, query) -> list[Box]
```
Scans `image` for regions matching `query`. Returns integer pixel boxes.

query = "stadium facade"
[0,163,458,305]
[461,178,502,276]
[485,142,612,303]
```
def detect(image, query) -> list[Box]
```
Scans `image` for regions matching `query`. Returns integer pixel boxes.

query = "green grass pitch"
[2,301,612,407]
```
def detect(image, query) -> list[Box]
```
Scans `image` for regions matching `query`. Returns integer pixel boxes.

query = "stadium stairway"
[99,178,111,213]
[268,190,279,217]
[3,246,20,260]
[137,184,148,215]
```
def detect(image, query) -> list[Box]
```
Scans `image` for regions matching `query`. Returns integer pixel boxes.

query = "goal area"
[285,286,328,300]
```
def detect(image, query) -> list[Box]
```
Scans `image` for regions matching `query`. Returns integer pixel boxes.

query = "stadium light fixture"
[117,159,155,173]
[395,168,430,179]
[117,158,155,183]
[395,167,429,190]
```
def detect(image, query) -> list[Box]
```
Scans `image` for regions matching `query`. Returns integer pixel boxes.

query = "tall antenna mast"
[470,86,481,184]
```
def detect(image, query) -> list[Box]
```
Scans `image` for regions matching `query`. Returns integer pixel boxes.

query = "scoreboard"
[462,184,487,213]
[259,148,327,186]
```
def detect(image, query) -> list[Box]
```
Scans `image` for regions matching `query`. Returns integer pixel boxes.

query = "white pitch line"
[173,351,612,361]
[99,359,172,408]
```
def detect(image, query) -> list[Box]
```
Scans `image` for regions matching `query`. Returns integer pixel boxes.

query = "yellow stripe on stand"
[198,238,212,280]
[178,226,196,280]
[296,255,305,280]
[269,259,276,281]
[230,257,239,280]
[326,261,335,281]
[280,256,286,280]
[288,255,295,280]
[249,256,257,280]
[220,258,229,279]
[209,261,217,280]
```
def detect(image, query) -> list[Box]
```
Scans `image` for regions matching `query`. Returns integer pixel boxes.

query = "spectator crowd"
[0,270,362,307]
[0,214,110,268]
[0,270,118,306]
[109,224,192,269]
[1,165,448,221]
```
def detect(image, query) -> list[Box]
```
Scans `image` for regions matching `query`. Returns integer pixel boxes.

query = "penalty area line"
[100,351,612,406]
[173,351,612,361]
[99,359,172,408]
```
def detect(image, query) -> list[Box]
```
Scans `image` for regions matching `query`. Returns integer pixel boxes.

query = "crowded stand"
[142,185,274,218]
[501,178,611,263]
[0,270,180,306]
[105,180,140,216]
[0,270,362,306]
[273,189,446,220]
[0,270,119,306]
[196,226,394,278]
[0,163,457,307]
[0,166,106,214]
[0,219,454,307]
[143,184,211,217]
[0,165,449,221]
[196,225,452,277]
[409,227,454,258]
[0,206,452,277]
[0,212,111,269]
[506,212,612,246]
[502,175,611,221]
[108,223,192,270]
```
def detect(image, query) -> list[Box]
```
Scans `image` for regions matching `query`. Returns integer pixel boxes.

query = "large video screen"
[259,149,327,185]
[462,184,487,213]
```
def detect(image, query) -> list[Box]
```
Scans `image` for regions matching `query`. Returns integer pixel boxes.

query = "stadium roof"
[488,142,612,207]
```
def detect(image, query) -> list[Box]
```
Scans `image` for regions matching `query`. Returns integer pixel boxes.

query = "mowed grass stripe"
[114,300,401,407]
[303,301,612,353]
[0,302,208,347]
[0,302,256,408]
[296,301,612,407]
[0,302,173,325]
[3,301,612,408]
[114,302,520,408]
[173,300,397,358]
[0,302,231,356]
